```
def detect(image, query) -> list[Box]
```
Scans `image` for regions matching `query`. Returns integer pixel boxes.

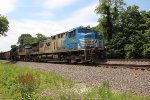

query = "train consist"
[0,26,106,63]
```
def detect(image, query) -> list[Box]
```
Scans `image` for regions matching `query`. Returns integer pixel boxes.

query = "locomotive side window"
[58,34,60,38]
[61,33,65,38]
[61,34,63,38]
[68,30,75,38]
[52,36,56,40]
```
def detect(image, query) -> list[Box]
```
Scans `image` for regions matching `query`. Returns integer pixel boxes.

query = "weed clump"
[18,73,40,100]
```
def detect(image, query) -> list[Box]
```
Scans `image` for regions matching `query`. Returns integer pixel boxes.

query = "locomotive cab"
[64,29,77,50]
[77,27,103,49]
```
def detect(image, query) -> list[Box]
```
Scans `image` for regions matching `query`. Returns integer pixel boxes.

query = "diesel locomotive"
[0,26,107,63]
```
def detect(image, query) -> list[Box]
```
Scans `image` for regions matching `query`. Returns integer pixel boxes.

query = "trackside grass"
[0,63,148,100]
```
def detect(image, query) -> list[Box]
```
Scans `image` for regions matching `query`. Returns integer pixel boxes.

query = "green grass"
[0,63,73,100]
[0,62,148,100]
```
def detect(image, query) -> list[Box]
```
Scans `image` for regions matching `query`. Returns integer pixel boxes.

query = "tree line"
[94,0,150,59]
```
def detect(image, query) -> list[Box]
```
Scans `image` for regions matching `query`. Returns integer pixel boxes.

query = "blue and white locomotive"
[12,26,107,63]
[64,26,104,50]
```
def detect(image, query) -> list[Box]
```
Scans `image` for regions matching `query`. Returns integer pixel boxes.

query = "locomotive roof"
[49,26,92,37]
[67,26,91,32]
[50,32,65,37]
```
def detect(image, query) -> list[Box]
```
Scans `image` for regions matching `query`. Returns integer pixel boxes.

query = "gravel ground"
[2,61,150,97]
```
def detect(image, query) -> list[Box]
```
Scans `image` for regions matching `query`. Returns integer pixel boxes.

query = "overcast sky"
[0,0,149,51]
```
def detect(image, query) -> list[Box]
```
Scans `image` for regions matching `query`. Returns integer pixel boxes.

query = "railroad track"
[98,59,150,71]
[98,63,150,71]
[48,59,150,71]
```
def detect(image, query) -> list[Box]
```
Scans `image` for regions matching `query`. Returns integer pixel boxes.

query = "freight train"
[0,26,107,63]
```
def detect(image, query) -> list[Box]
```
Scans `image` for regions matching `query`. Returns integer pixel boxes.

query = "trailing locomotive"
[0,51,10,60]
[0,26,106,63]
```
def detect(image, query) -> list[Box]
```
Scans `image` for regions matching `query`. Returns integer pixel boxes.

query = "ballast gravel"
[5,61,150,97]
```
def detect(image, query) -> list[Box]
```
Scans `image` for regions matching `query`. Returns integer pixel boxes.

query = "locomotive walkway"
[1,60,150,97]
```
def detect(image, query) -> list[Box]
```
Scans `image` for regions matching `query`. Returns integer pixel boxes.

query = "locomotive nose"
[79,33,96,48]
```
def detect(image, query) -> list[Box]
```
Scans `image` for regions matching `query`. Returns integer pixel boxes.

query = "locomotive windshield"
[78,28,92,33]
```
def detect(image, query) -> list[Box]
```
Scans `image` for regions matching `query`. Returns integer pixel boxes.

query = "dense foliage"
[36,33,47,42]
[95,0,150,59]
[17,34,37,46]
[0,15,9,36]
[11,44,18,49]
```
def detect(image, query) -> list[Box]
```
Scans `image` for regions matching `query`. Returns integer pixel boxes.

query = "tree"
[95,0,125,40]
[95,0,126,58]
[11,44,18,49]
[124,33,144,58]
[36,33,46,42]
[0,15,9,36]
[141,11,150,58]
[121,6,148,58]
[17,34,37,46]
[106,32,126,58]
[142,27,150,59]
